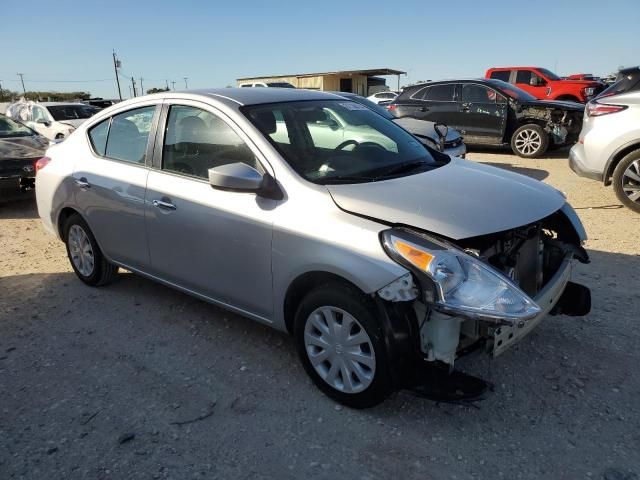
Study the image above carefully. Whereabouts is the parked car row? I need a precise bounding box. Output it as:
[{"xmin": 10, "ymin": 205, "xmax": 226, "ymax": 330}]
[
  {"xmin": 0, "ymin": 114, "xmax": 49, "ymax": 191},
  {"xmin": 388, "ymin": 78, "xmax": 584, "ymax": 158}
]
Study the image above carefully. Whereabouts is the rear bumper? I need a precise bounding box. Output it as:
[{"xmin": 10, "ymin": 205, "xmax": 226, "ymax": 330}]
[{"xmin": 569, "ymin": 144, "xmax": 603, "ymax": 181}]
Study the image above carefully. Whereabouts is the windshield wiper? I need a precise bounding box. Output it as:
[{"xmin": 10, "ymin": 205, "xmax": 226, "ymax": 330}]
[
  {"xmin": 372, "ymin": 160, "xmax": 431, "ymax": 180},
  {"xmin": 319, "ymin": 175, "xmax": 376, "ymax": 184}
]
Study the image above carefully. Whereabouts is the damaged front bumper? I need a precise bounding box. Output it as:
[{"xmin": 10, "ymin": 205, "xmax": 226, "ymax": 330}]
[{"xmin": 492, "ymin": 252, "xmax": 572, "ymax": 356}]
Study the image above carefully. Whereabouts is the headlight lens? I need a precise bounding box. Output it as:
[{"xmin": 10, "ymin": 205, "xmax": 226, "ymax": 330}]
[{"xmin": 381, "ymin": 229, "xmax": 541, "ymax": 322}]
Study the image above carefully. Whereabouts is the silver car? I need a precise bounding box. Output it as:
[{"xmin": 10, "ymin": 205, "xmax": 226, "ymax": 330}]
[
  {"xmin": 569, "ymin": 90, "xmax": 640, "ymax": 213},
  {"xmin": 36, "ymin": 88, "xmax": 590, "ymax": 407}
]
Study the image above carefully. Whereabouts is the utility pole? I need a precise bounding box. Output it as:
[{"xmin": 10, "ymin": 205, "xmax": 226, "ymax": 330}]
[
  {"xmin": 139, "ymin": 77, "xmax": 144, "ymax": 95},
  {"xmin": 112, "ymin": 51, "xmax": 122, "ymax": 101},
  {"xmin": 131, "ymin": 77, "xmax": 137, "ymax": 97},
  {"xmin": 183, "ymin": 77, "xmax": 189, "ymax": 89},
  {"xmin": 165, "ymin": 79, "xmax": 169, "ymax": 90},
  {"xmin": 17, "ymin": 73, "xmax": 26, "ymax": 95},
  {"xmin": 171, "ymin": 81, "xmax": 176, "ymax": 90}
]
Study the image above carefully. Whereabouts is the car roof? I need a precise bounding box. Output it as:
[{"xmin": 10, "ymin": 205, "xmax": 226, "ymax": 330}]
[
  {"xmin": 181, "ymin": 88, "xmax": 337, "ymax": 106},
  {"xmin": 402, "ymin": 78, "xmax": 488, "ymax": 90}
]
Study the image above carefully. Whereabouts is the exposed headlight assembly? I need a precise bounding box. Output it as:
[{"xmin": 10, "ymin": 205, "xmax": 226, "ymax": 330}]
[{"xmin": 381, "ymin": 229, "xmax": 541, "ymax": 323}]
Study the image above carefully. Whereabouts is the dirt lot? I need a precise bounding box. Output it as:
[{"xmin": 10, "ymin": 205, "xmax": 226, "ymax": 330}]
[{"xmin": 1, "ymin": 149, "xmax": 639, "ymax": 480}]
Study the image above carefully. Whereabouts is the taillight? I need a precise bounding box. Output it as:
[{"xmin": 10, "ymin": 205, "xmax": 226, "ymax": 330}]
[
  {"xmin": 587, "ymin": 100, "xmax": 627, "ymax": 117},
  {"xmin": 387, "ymin": 104, "xmax": 397, "ymax": 111},
  {"xmin": 35, "ymin": 156, "xmax": 51, "ymax": 174}
]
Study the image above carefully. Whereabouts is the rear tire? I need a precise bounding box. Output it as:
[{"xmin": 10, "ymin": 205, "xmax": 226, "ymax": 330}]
[
  {"xmin": 612, "ymin": 150, "xmax": 640, "ymax": 213},
  {"xmin": 293, "ymin": 282, "xmax": 393, "ymax": 408},
  {"xmin": 511, "ymin": 124, "xmax": 549, "ymax": 158},
  {"xmin": 63, "ymin": 213, "xmax": 118, "ymax": 286}
]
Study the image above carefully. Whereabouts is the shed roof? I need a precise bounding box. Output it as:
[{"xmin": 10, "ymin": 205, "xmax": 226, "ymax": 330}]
[{"xmin": 238, "ymin": 68, "xmax": 406, "ymax": 81}]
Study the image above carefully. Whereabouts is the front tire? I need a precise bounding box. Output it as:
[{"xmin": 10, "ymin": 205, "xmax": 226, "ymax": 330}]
[
  {"xmin": 294, "ymin": 283, "xmax": 393, "ymax": 408},
  {"xmin": 63, "ymin": 213, "xmax": 118, "ymax": 286},
  {"xmin": 612, "ymin": 150, "xmax": 640, "ymax": 213},
  {"xmin": 511, "ymin": 124, "xmax": 549, "ymax": 158}
]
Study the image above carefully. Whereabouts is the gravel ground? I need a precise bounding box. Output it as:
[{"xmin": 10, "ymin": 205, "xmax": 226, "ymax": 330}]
[{"xmin": 1, "ymin": 149, "xmax": 639, "ymax": 480}]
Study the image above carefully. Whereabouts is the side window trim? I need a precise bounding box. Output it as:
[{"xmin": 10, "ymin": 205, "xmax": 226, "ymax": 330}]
[
  {"xmin": 153, "ymin": 99, "xmax": 274, "ymax": 180},
  {"xmin": 414, "ymin": 83, "xmax": 458, "ymax": 102}
]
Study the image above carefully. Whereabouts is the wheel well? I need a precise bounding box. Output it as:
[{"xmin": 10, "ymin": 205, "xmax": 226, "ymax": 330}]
[
  {"xmin": 604, "ymin": 144, "xmax": 640, "ymax": 186},
  {"xmin": 508, "ymin": 120, "xmax": 548, "ymax": 140},
  {"xmin": 57, "ymin": 207, "xmax": 80, "ymax": 238},
  {"xmin": 283, "ymin": 271, "xmax": 365, "ymax": 334}
]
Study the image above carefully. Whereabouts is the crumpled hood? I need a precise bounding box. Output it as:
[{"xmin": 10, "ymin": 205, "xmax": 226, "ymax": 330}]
[
  {"xmin": 0, "ymin": 136, "xmax": 48, "ymax": 160},
  {"xmin": 392, "ymin": 117, "xmax": 462, "ymax": 142},
  {"xmin": 327, "ymin": 157, "xmax": 566, "ymax": 240}
]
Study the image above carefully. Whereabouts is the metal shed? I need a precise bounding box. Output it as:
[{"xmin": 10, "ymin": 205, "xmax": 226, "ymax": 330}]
[{"xmin": 236, "ymin": 68, "xmax": 406, "ymax": 95}]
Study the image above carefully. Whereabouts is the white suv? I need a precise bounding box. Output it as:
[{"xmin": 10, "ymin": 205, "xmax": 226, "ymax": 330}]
[{"xmin": 569, "ymin": 91, "xmax": 640, "ymax": 213}]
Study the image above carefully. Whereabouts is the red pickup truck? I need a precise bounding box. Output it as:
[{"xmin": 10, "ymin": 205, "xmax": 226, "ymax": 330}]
[{"xmin": 485, "ymin": 67, "xmax": 605, "ymax": 103}]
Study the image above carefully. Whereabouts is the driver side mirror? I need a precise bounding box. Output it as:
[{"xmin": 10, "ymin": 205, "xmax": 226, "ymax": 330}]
[
  {"xmin": 36, "ymin": 118, "xmax": 51, "ymax": 126},
  {"xmin": 434, "ymin": 123, "xmax": 448, "ymax": 151},
  {"xmin": 208, "ymin": 162, "xmax": 283, "ymax": 200}
]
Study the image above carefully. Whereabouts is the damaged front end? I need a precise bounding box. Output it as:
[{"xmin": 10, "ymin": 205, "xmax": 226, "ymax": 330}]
[
  {"xmin": 519, "ymin": 105, "xmax": 583, "ymax": 145},
  {"xmin": 376, "ymin": 204, "xmax": 591, "ymax": 400}
]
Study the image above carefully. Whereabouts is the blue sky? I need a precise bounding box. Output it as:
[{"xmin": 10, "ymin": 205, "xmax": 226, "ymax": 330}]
[{"xmin": 2, "ymin": 0, "xmax": 638, "ymax": 98}]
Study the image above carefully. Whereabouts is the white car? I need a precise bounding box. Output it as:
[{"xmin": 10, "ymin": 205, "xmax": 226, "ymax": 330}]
[
  {"xmin": 5, "ymin": 101, "xmax": 98, "ymax": 140},
  {"xmin": 569, "ymin": 90, "xmax": 640, "ymax": 213},
  {"xmin": 367, "ymin": 91, "xmax": 398, "ymax": 104}
]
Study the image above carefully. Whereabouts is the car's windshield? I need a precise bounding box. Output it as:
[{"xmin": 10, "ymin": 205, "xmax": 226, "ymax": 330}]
[
  {"xmin": 488, "ymin": 80, "xmax": 538, "ymax": 101},
  {"xmin": 46, "ymin": 105, "xmax": 97, "ymax": 121},
  {"xmin": 0, "ymin": 115, "xmax": 37, "ymax": 138},
  {"xmin": 243, "ymin": 100, "xmax": 439, "ymax": 184},
  {"xmin": 537, "ymin": 68, "xmax": 561, "ymax": 81}
]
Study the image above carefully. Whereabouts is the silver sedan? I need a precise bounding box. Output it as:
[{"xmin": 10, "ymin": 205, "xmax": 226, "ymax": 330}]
[{"xmin": 36, "ymin": 88, "xmax": 590, "ymax": 407}]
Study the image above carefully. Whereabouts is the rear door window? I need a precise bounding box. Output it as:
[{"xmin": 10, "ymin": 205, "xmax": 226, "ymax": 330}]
[
  {"xmin": 104, "ymin": 106, "xmax": 156, "ymax": 164},
  {"xmin": 425, "ymin": 84, "xmax": 456, "ymax": 101}
]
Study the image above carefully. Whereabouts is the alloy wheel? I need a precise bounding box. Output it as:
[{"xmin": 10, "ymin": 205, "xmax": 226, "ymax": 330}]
[
  {"xmin": 303, "ymin": 306, "xmax": 376, "ymax": 394},
  {"xmin": 514, "ymin": 129, "xmax": 542, "ymax": 156},
  {"xmin": 68, "ymin": 224, "xmax": 95, "ymax": 277},
  {"xmin": 621, "ymin": 159, "xmax": 640, "ymax": 204}
]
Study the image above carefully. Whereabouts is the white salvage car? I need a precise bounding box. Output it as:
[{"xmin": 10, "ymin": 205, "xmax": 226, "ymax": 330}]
[{"xmin": 6, "ymin": 101, "xmax": 97, "ymax": 141}]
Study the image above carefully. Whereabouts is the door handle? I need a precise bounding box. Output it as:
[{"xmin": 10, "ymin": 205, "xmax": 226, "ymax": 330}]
[
  {"xmin": 418, "ymin": 106, "xmax": 428, "ymax": 112},
  {"xmin": 74, "ymin": 178, "xmax": 90, "ymax": 189},
  {"xmin": 152, "ymin": 199, "xmax": 177, "ymax": 211}
]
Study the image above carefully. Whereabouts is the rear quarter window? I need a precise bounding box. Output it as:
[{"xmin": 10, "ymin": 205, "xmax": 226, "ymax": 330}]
[{"xmin": 88, "ymin": 118, "xmax": 110, "ymax": 156}]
